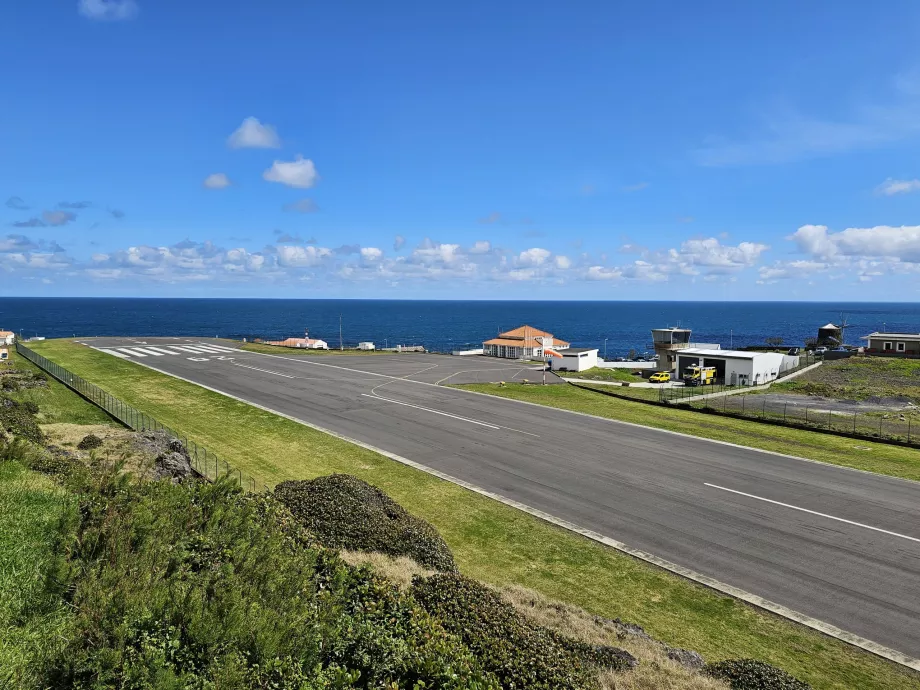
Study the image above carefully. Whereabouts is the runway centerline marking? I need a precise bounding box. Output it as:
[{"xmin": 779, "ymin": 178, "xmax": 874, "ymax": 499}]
[
  {"xmin": 362, "ymin": 393, "xmax": 501, "ymax": 430},
  {"xmin": 705, "ymin": 483, "xmax": 920, "ymax": 544}
]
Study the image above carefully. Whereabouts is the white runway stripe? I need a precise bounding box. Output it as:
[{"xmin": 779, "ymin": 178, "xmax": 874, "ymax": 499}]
[
  {"xmin": 145, "ymin": 346, "xmax": 184, "ymax": 355},
  {"xmin": 189, "ymin": 345, "xmax": 225, "ymax": 353},
  {"xmin": 131, "ymin": 347, "xmax": 164, "ymax": 356},
  {"xmin": 173, "ymin": 346, "xmax": 207, "ymax": 353},
  {"xmin": 118, "ymin": 348, "xmax": 148, "ymax": 357},
  {"xmin": 100, "ymin": 348, "xmax": 129, "ymax": 359},
  {"xmin": 195, "ymin": 344, "xmax": 235, "ymax": 352}
]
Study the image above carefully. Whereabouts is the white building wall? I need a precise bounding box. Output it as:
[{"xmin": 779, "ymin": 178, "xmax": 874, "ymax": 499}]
[{"xmin": 550, "ymin": 350, "xmax": 598, "ymax": 372}]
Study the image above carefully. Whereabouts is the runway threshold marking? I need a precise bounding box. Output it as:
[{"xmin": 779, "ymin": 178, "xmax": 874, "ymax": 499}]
[
  {"xmin": 705, "ymin": 483, "xmax": 920, "ymax": 544},
  {"xmin": 230, "ymin": 361, "xmax": 296, "ymax": 379},
  {"xmin": 361, "ymin": 393, "xmax": 501, "ymax": 430},
  {"xmin": 99, "ymin": 348, "xmax": 129, "ymax": 359}
]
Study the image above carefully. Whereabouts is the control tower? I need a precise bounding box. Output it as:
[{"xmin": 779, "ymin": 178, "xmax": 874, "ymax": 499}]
[{"xmin": 651, "ymin": 327, "xmax": 692, "ymax": 372}]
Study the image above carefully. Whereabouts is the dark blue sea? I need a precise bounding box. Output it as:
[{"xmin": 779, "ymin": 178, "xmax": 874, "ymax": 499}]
[{"xmin": 2, "ymin": 298, "xmax": 918, "ymax": 358}]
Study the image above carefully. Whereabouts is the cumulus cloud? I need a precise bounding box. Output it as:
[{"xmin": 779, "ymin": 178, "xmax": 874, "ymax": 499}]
[
  {"xmin": 469, "ymin": 240, "xmax": 491, "ymax": 254},
  {"xmin": 790, "ymin": 224, "xmax": 920, "ymax": 263},
  {"xmin": 517, "ymin": 247, "xmax": 551, "ymax": 267},
  {"xmin": 203, "ymin": 173, "xmax": 232, "ymax": 189},
  {"xmin": 5, "ymin": 196, "xmax": 28, "ymax": 210},
  {"xmin": 554, "ymin": 255, "xmax": 571, "ymax": 269},
  {"xmin": 78, "ymin": 0, "xmax": 138, "ymax": 21},
  {"xmin": 42, "ymin": 210, "xmax": 77, "ymax": 227},
  {"xmin": 876, "ymin": 178, "xmax": 920, "ymax": 196},
  {"xmin": 0, "ymin": 235, "xmax": 38, "ymax": 252},
  {"xmin": 360, "ymin": 247, "xmax": 383, "ymax": 261},
  {"xmin": 263, "ymin": 155, "xmax": 319, "ymax": 188},
  {"xmin": 276, "ymin": 245, "xmax": 332, "ymax": 267},
  {"xmin": 757, "ymin": 260, "xmax": 829, "ymax": 283},
  {"xmin": 282, "ymin": 198, "xmax": 318, "ymax": 213},
  {"xmin": 228, "ymin": 117, "xmax": 281, "ymax": 149},
  {"xmin": 393, "ymin": 235, "xmax": 406, "ymax": 251}
]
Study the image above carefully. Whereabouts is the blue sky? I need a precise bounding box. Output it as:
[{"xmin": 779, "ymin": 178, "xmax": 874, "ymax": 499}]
[{"xmin": 4, "ymin": 1, "xmax": 920, "ymax": 299}]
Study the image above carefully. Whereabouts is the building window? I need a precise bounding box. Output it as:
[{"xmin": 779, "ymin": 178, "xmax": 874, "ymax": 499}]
[
  {"xmin": 897, "ymin": 342, "xmax": 906, "ymax": 352},
  {"xmin": 884, "ymin": 341, "xmax": 893, "ymax": 351}
]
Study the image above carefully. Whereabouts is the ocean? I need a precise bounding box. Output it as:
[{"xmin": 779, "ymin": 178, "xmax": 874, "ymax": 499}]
[{"xmin": 3, "ymin": 298, "xmax": 918, "ymax": 358}]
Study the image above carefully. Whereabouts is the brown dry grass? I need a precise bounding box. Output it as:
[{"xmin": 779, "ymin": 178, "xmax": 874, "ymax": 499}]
[
  {"xmin": 340, "ymin": 551, "xmax": 726, "ymax": 690},
  {"xmin": 39, "ymin": 424, "xmax": 158, "ymax": 477}
]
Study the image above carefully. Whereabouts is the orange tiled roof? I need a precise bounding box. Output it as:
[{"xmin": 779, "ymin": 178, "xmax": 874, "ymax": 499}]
[
  {"xmin": 483, "ymin": 337, "xmax": 570, "ymax": 348},
  {"xmin": 498, "ymin": 325, "xmax": 554, "ymax": 339}
]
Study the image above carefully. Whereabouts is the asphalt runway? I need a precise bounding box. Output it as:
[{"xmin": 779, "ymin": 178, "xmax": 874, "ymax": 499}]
[{"xmin": 79, "ymin": 337, "xmax": 920, "ymax": 661}]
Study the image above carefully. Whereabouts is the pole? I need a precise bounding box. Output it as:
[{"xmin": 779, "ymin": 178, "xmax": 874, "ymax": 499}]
[
  {"xmin": 339, "ymin": 315, "xmax": 343, "ymax": 351},
  {"xmin": 783, "ymin": 402, "xmax": 787, "ymax": 423},
  {"xmin": 853, "ymin": 411, "xmax": 857, "ymax": 434},
  {"xmin": 604, "ymin": 338, "xmax": 608, "ymax": 360}
]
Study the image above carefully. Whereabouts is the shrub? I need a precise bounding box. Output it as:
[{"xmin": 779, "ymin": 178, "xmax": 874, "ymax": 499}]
[
  {"xmin": 411, "ymin": 573, "xmax": 635, "ymax": 690},
  {"xmin": 274, "ymin": 474, "xmax": 457, "ymax": 572},
  {"xmin": 41, "ymin": 473, "xmax": 497, "ymax": 689},
  {"xmin": 1, "ymin": 377, "xmax": 20, "ymax": 391},
  {"xmin": 77, "ymin": 434, "xmax": 103, "ymax": 451},
  {"xmin": 21, "ymin": 400, "xmax": 39, "ymax": 415},
  {"xmin": 706, "ymin": 659, "xmax": 811, "ymax": 690},
  {"xmin": 0, "ymin": 398, "xmax": 42, "ymax": 443}
]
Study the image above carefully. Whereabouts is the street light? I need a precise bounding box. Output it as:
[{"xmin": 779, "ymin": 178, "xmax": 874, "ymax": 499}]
[
  {"xmin": 538, "ymin": 336, "xmax": 549, "ymax": 385},
  {"xmin": 604, "ymin": 338, "xmax": 608, "ymax": 361}
]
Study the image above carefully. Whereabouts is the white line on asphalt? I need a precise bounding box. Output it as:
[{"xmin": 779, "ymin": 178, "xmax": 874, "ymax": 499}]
[
  {"xmin": 230, "ymin": 361, "xmax": 296, "ymax": 379},
  {"xmin": 189, "ymin": 345, "xmax": 227, "ymax": 353},
  {"xmin": 704, "ymin": 483, "xmax": 920, "ymax": 544},
  {"xmin": 99, "ymin": 348, "xmax": 129, "ymax": 358},
  {"xmin": 361, "ymin": 393, "xmax": 501, "ymax": 429},
  {"xmin": 145, "ymin": 346, "xmax": 184, "ymax": 355},
  {"xmin": 118, "ymin": 348, "xmax": 148, "ymax": 357},
  {"xmin": 194, "ymin": 344, "xmax": 236, "ymax": 352},
  {"xmin": 174, "ymin": 346, "xmax": 208, "ymax": 353},
  {"xmin": 131, "ymin": 347, "xmax": 164, "ymax": 356}
]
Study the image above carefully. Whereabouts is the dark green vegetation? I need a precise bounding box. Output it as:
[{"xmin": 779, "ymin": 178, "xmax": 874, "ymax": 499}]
[
  {"xmin": 706, "ymin": 659, "xmax": 812, "ymax": 690},
  {"xmin": 76, "ymin": 433, "xmax": 103, "ymax": 450},
  {"xmin": 274, "ymin": 473, "xmax": 457, "ymax": 572},
  {"xmin": 412, "ymin": 573, "xmax": 635, "ymax": 690},
  {"xmin": 23, "ymin": 339, "xmax": 920, "ymax": 689},
  {"xmin": 770, "ymin": 356, "xmax": 920, "ymax": 404}
]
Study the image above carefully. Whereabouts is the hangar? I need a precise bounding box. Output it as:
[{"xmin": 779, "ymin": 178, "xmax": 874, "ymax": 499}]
[{"xmin": 675, "ymin": 348, "xmax": 797, "ymax": 386}]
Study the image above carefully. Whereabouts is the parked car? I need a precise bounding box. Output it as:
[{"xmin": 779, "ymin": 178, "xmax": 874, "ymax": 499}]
[
  {"xmin": 814, "ymin": 346, "xmax": 827, "ymax": 355},
  {"xmin": 787, "ymin": 347, "xmax": 800, "ymax": 356},
  {"xmin": 649, "ymin": 371, "xmax": 671, "ymax": 383}
]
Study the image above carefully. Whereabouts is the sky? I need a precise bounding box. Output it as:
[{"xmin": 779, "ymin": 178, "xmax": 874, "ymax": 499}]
[{"xmin": 4, "ymin": 1, "xmax": 920, "ymax": 300}]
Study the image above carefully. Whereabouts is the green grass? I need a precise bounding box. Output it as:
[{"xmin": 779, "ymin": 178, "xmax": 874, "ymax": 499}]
[
  {"xmin": 0, "ymin": 460, "xmax": 75, "ymax": 688},
  {"xmin": 6, "ymin": 349, "xmax": 116, "ymax": 426},
  {"xmin": 23, "ymin": 339, "xmax": 920, "ymax": 690},
  {"xmin": 771, "ymin": 356, "xmax": 920, "ymax": 404},
  {"xmin": 556, "ymin": 366, "xmax": 646, "ymax": 383},
  {"xmin": 460, "ymin": 382, "xmax": 920, "ymax": 482}
]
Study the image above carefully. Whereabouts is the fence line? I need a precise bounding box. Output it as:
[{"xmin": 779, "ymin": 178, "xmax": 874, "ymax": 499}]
[{"xmin": 16, "ymin": 342, "xmax": 263, "ymax": 492}]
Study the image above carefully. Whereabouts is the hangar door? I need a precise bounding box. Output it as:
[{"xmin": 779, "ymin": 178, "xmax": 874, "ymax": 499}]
[
  {"xmin": 702, "ymin": 358, "xmax": 726, "ymax": 382},
  {"xmin": 677, "ymin": 355, "xmax": 726, "ymax": 383}
]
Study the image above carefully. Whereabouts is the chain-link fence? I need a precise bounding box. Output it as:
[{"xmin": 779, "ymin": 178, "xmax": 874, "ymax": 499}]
[
  {"xmin": 17, "ymin": 342, "xmax": 264, "ymax": 492},
  {"xmin": 667, "ymin": 388, "xmax": 917, "ymax": 446}
]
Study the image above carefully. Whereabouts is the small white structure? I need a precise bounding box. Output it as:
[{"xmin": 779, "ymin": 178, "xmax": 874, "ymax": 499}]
[
  {"xmin": 550, "ymin": 347, "xmax": 599, "ymax": 373},
  {"xmin": 0, "ymin": 330, "xmax": 15, "ymax": 345},
  {"xmin": 675, "ymin": 348, "xmax": 798, "ymax": 386},
  {"xmin": 357, "ymin": 341, "xmax": 375, "ymax": 351}
]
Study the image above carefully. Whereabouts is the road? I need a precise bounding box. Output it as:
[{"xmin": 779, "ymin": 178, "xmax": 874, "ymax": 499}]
[{"xmin": 79, "ymin": 338, "xmax": 920, "ymax": 662}]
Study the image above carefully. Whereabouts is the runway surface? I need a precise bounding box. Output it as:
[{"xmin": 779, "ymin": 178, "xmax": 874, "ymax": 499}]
[{"xmin": 79, "ymin": 337, "xmax": 920, "ymax": 660}]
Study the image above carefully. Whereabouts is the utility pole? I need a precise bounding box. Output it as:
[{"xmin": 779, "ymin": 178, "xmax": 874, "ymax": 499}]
[
  {"xmin": 339, "ymin": 314, "xmax": 343, "ymax": 351},
  {"xmin": 604, "ymin": 338, "xmax": 608, "ymax": 360}
]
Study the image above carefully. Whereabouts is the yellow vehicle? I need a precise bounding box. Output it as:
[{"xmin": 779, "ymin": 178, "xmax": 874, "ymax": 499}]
[
  {"xmin": 683, "ymin": 365, "xmax": 717, "ymax": 387},
  {"xmin": 649, "ymin": 371, "xmax": 671, "ymax": 383}
]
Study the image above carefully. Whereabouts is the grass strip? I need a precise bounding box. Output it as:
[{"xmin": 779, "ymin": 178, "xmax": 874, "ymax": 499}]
[
  {"xmin": 458, "ymin": 382, "xmax": 920, "ymax": 482},
  {"xmin": 0, "ymin": 461, "xmax": 75, "ymax": 688},
  {"xmin": 26, "ymin": 338, "xmax": 920, "ymax": 690}
]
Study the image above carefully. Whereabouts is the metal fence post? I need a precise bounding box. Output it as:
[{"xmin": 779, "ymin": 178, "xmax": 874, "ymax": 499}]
[
  {"xmin": 828, "ymin": 409, "xmax": 831, "ymax": 430},
  {"xmin": 762, "ymin": 399, "xmax": 766, "ymax": 419},
  {"xmin": 783, "ymin": 402, "xmax": 787, "ymax": 423},
  {"xmin": 805, "ymin": 407, "xmax": 808, "ymax": 425},
  {"xmin": 879, "ymin": 416, "xmax": 883, "ymax": 438},
  {"xmin": 853, "ymin": 411, "xmax": 857, "ymax": 434}
]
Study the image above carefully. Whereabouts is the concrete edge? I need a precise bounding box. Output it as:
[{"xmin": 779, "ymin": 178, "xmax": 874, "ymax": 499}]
[{"xmin": 88, "ymin": 345, "xmax": 920, "ymax": 673}]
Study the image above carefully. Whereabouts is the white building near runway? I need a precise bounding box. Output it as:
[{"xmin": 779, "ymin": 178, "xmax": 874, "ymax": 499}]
[
  {"xmin": 549, "ymin": 348, "xmax": 599, "ymax": 372},
  {"xmin": 483, "ymin": 325, "xmax": 570, "ymax": 359},
  {"xmin": 675, "ymin": 348, "xmax": 798, "ymax": 386}
]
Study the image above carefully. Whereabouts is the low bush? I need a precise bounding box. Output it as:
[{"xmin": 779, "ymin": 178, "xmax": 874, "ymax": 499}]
[
  {"xmin": 0, "ymin": 399, "xmax": 43, "ymax": 443},
  {"xmin": 706, "ymin": 659, "xmax": 811, "ymax": 690},
  {"xmin": 40, "ymin": 472, "xmax": 497, "ymax": 689},
  {"xmin": 76, "ymin": 434, "xmax": 103, "ymax": 451},
  {"xmin": 274, "ymin": 473, "xmax": 457, "ymax": 572},
  {"xmin": 411, "ymin": 573, "xmax": 635, "ymax": 690},
  {"xmin": 21, "ymin": 400, "xmax": 39, "ymax": 415}
]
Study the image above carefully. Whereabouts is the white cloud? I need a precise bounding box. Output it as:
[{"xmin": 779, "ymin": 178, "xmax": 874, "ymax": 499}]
[
  {"xmin": 790, "ymin": 224, "xmax": 920, "ymax": 262},
  {"xmin": 393, "ymin": 235, "xmax": 406, "ymax": 251},
  {"xmin": 757, "ymin": 260, "xmax": 829, "ymax": 283},
  {"xmin": 585, "ymin": 266, "xmax": 623, "ymax": 281},
  {"xmin": 676, "ymin": 237, "xmax": 769, "ymax": 270},
  {"xmin": 203, "ymin": 173, "xmax": 231, "ymax": 189},
  {"xmin": 876, "ymin": 178, "xmax": 920, "ymax": 196},
  {"xmin": 469, "ymin": 240, "xmax": 492, "ymax": 254},
  {"xmin": 360, "ymin": 247, "xmax": 383, "ymax": 261},
  {"xmin": 554, "ymin": 255, "xmax": 571, "ymax": 269},
  {"xmin": 517, "ymin": 247, "xmax": 551, "ymax": 267},
  {"xmin": 78, "ymin": 0, "xmax": 138, "ymax": 21},
  {"xmin": 276, "ymin": 245, "xmax": 332, "ymax": 267},
  {"xmin": 263, "ymin": 155, "xmax": 319, "ymax": 189},
  {"xmin": 228, "ymin": 117, "xmax": 281, "ymax": 149}
]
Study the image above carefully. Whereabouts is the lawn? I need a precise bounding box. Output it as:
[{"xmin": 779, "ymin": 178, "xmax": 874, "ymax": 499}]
[
  {"xmin": 22, "ymin": 338, "xmax": 920, "ymax": 690},
  {"xmin": 771, "ymin": 356, "xmax": 920, "ymax": 404},
  {"xmin": 0, "ymin": 461, "xmax": 76, "ymax": 688},
  {"xmin": 557, "ymin": 366, "xmax": 646, "ymax": 383}
]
